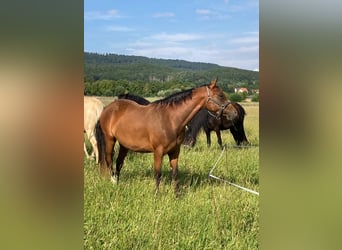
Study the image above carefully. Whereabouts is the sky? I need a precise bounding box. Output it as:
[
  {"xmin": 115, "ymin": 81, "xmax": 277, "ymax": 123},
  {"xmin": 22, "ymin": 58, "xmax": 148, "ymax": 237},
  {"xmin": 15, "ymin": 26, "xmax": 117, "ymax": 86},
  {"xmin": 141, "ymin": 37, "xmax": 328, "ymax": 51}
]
[{"xmin": 84, "ymin": 0, "xmax": 259, "ymax": 71}]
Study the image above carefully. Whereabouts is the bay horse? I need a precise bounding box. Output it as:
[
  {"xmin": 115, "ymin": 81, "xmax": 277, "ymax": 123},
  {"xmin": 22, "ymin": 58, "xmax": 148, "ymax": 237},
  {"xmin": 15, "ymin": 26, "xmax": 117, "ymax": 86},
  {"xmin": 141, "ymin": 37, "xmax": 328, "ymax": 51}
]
[
  {"xmin": 84, "ymin": 96, "xmax": 104, "ymax": 163},
  {"xmin": 183, "ymin": 102, "xmax": 249, "ymax": 149},
  {"xmin": 95, "ymin": 79, "xmax": 229, "ymax": 191}
]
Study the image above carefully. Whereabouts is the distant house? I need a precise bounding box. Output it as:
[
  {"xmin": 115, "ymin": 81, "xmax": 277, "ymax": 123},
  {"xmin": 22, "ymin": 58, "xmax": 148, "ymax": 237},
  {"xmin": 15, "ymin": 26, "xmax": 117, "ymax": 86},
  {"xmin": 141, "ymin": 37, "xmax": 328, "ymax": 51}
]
[
  {"xmin": 234, "ymin": 87, "xmax": 249, "ymax": 94},
  {"xmin": 252, "ymin": 89, "xmax": 259, "ymax": 94}
]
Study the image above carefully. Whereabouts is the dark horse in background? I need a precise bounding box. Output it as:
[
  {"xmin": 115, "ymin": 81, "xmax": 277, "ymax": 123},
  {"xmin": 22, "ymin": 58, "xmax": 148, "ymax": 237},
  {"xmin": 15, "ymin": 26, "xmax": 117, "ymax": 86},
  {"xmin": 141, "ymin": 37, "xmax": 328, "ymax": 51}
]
[
  {"xmin": 95, "ymin": 79, "xmax": 229, "ymax": 191},
  {"xmin": 183, "ymin": 102, "xmax": 249, "ymax": 149}
]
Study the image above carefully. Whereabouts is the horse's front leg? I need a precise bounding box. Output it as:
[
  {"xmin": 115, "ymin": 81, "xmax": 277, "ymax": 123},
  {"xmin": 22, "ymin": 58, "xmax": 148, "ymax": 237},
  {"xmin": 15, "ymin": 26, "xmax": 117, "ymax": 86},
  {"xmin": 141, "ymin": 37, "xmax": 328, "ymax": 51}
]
[
  {"xmin": 216, "ymin": 129, "xmax": 223, "ymax": 149},
  {"xmin": 168, "ymin": 146, "xmax": 180, "ymax": 195},
  {"xmin": 205, "ymin": 129, "xmax": 211, "ymax": 147}
]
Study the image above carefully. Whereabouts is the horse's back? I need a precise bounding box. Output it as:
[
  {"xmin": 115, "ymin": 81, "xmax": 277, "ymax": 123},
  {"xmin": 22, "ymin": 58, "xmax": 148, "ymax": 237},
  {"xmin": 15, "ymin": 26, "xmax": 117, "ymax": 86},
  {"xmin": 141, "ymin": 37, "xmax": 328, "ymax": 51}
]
[
  {"xmin": 101, "ymin": 99, "xmax": 151, "ymax": 127},
  {"xmin": 104, "ymin": 98, "xmax": 150, "ymax": 112}
]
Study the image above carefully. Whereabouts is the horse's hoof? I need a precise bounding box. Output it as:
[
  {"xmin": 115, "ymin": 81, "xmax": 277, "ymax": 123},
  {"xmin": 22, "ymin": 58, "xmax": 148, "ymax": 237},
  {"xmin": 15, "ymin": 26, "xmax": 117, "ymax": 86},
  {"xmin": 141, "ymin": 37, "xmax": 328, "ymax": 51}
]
[{"xmin": 110, "ymin": 176, "xmax": 117, "ymax": 184}]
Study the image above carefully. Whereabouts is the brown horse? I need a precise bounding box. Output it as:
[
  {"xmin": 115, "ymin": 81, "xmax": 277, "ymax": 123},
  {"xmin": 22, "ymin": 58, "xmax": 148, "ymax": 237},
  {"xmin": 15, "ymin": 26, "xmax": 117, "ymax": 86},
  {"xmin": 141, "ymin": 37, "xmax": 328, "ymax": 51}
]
[{"xmin": 95, "ymin": 79, "xmax": 229, "ymax": 190}]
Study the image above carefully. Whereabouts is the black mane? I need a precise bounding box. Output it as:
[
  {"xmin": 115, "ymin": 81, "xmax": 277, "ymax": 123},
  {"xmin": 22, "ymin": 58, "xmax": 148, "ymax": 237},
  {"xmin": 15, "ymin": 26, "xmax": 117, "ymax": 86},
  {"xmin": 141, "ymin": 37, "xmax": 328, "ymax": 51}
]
[
  {"xmin": 152, "ymin": 87, "xmax": 196, "ymax": 106},
  {"xmin": 232, "ymin": 102, "xmax": 246, "ymax": 118},
  {"xmin": 117, "ymin": 93, "xmax": 150, "ymax": 105}
]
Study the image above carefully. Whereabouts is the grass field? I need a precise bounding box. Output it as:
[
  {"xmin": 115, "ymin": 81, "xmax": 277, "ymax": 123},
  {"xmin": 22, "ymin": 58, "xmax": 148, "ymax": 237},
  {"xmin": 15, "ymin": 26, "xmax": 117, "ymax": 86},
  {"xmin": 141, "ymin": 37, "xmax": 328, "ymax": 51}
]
[{"xmin": 84, "ymin": 102, "xmax": 259, "ymax": 249}]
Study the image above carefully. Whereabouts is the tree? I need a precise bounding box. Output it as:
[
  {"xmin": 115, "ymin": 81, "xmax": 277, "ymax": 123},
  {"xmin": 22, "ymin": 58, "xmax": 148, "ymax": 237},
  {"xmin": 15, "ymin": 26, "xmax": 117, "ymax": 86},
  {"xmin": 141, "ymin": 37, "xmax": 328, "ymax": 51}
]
[{"xmin": 228, "ymin": 93, "xmax": 244, "ymax": 102}]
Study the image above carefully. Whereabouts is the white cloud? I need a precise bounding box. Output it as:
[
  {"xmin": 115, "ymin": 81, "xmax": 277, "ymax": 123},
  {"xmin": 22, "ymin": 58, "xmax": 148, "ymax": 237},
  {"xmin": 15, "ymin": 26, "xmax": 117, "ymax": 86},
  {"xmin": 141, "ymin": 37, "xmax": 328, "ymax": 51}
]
[
  {"xmin": 125, "ymin": 32, "xmax": 202, "ymax": 60},
  {"xmin": 127, "ymin": 46, "xmax": 190, "ymax": 59},
  {"xmin": 118, "ymin": 30, "xmax": 259, "ymax": 70},
  {"xmin": 150, "ymin": 32, "xmax": 203, "ymax": 42},
  {"xmin": 228, "ymin": 32, "xmax": 259, "ymax": 57},
  {"xmin": 231, "ymin": 36, "xmax": 259, "ymax": 44},
  {"xmin": 84, "ymin": 9, "xmax": 120, "ymax": 20},
  {"xmin": 195, "ymin": 8, "xmax": 230, "ymax": 20},
  {"xmin": 125, "ymin": 41, "xmax": 258, "ymax": 70},
  {"xmin": 152, "ymin": 12, "xmax": 175, "ymax": 18},
  {"xmin": 127, "ymin": 41, "xmax": 153, "ymax": 47},
  {"xmin": 106, "ymin": 25, "xmax": 133, "ymax": 32},
  {"xmin": 223, "ymin": 0, "xmax": 259, "ymax": 13},
  {"xmin": 235, "ymin": 45, "xmax": 259, "ymax": 53},
  {"xmin": 196, "ymin": 9, "xmax": 214, "ymax": 15},
  {"xmin": 215, "ymin": 46, "xmax": 259, "ymax": 70}
]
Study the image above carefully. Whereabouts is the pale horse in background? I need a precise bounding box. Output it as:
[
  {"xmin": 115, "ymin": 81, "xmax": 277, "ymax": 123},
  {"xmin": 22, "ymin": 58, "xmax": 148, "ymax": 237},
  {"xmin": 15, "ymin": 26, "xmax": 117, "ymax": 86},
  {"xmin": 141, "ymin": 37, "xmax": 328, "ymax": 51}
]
[{"xmin": 84, "ymin": 96, "xmax": 104, "ymax": 163}]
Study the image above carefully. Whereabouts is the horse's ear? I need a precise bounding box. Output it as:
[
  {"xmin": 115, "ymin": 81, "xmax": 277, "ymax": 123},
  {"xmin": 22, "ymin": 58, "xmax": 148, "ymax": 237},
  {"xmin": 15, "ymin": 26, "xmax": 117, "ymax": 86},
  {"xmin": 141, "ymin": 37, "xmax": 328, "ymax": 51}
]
[{"xmin": 209, "ymin": 77, "xmax": 218, "ymax": 89}]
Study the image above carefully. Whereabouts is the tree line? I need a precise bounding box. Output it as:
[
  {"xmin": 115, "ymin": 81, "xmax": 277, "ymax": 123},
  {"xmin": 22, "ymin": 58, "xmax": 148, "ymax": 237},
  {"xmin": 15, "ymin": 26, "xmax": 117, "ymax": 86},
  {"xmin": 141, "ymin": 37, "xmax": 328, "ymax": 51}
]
[
  {"xmin": 84, "ymin": 52, "xmax": 259, "ymax": 98},
  {"xmin": 84, "ymin": 79, "xmax": 196, "ymax": 97}
]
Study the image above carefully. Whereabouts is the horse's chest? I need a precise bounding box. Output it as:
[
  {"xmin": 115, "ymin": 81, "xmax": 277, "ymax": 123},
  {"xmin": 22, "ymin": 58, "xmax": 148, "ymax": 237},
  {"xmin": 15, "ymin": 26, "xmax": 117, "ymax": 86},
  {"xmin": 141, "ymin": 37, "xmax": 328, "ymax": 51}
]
[{"xmin": 207, "ymin": 118, "xmax": 219, "ymax": 129}]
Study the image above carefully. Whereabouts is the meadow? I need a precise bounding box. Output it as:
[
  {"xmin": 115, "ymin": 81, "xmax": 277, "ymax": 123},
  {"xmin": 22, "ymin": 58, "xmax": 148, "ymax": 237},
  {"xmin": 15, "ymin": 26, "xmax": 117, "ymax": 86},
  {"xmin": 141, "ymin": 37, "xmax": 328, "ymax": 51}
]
[{"xmin": 84, "ymin": 101, "xmax": 259, "ymax": 249}]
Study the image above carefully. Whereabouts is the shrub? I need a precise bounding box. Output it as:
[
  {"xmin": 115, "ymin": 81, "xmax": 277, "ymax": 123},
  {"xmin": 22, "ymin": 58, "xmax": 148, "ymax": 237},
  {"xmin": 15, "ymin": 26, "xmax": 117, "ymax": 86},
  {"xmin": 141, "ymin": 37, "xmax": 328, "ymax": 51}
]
[
  {"xmin": 251, "ymin": 94, "xmax": 259, "ymax": 102},
  {"xmin": 228, "ymin": 93, "xmax": 244, "ymax": 102}
]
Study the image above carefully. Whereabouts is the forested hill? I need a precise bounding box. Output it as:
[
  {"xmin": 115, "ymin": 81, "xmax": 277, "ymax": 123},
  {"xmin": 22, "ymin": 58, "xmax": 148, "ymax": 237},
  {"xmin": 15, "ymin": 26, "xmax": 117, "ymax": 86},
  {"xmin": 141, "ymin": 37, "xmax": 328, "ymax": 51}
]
[
  {"xmin": 85, "ymin": 52, "xmax": 219, "ymax": 71},
  {"xmin": 84, "ymin": 52, "xmax": 259, "ymax": 97}
]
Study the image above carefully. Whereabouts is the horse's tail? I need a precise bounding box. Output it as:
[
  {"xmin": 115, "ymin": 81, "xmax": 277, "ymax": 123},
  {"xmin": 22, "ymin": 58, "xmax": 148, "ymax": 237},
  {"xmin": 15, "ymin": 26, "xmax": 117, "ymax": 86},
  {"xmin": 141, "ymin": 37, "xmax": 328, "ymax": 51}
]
[{"xmin": 95, "ymin": 120, "xmax": 106, "ymax": 165}]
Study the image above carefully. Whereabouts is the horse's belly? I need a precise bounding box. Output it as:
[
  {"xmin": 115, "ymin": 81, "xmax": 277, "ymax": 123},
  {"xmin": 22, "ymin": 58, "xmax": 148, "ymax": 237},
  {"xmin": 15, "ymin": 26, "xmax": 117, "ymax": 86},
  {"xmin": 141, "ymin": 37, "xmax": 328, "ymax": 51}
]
[
  {"xmin": 120, "ymin": 140, "xmax": 153, "ymax": 153},
  {"xmin": 115, "ymin": 127, "xmax": 154, "ymax": 152}
]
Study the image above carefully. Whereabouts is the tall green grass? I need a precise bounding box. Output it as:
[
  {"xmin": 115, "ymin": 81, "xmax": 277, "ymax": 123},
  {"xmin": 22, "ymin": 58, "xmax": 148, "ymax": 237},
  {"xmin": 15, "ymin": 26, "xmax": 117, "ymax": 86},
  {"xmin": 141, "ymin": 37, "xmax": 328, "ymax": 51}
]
[{"xmin": 84, "ymin": 103, "xmax": 259, "ymax": 249}]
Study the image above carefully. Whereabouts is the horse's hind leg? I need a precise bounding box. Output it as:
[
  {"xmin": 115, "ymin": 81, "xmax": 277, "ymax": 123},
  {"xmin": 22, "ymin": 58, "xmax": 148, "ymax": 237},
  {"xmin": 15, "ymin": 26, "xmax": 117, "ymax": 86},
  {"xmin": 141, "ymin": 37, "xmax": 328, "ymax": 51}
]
[
  {"xmin": 115, "ymin": 145, "xmax": 129, "ymax": 182},
  {"xmin": 85, "ymin": 129, "xmax": 96, "ymax": 160},
  {"xmin": 84, "ymin": 142, "xmax": 90, "ymax": 159},
  {"xmin": 89, "ymin": 132, "xmax": 99, "ymax": 163},
  {"xmin": 104, "ymin": 135, "xmax": 116, "ymax": 179}
]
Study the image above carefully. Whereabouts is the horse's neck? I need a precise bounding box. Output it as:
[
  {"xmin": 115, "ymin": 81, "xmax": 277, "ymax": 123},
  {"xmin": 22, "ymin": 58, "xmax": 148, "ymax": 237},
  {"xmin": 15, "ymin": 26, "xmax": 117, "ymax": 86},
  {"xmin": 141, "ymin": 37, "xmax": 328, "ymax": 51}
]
[{"xmin": 169, "ymin": 88, "xmax": 206, "ymax": 129}]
